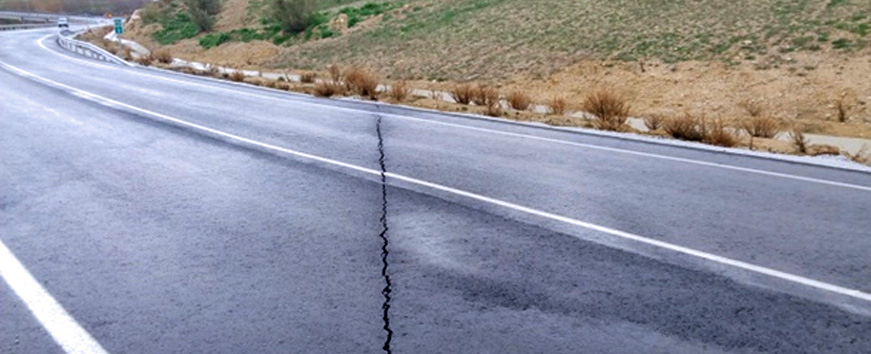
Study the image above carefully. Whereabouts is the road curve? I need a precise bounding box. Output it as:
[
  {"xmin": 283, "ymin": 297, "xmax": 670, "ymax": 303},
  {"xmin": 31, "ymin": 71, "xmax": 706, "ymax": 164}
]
[{"xmin": 1, "ymin": 28, "xmax": 870, "ymax": 354}]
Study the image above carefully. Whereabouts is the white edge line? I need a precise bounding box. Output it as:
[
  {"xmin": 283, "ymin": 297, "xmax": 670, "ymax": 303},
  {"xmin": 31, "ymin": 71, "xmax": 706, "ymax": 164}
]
[
  {"xmin": 4, "ymin": 61, "xmax": 871, "ymax": 304},
  {"xmin": 0, "ymin": 241, "xmax": 110, "ymax": 354},
  {"xmin": 33, "ymin": 33, "xmax": 871, "ymax": 192}
]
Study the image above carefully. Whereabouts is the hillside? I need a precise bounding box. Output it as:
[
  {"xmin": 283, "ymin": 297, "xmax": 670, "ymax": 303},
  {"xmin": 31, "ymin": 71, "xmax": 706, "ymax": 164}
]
[
  {"xmin": 128, "ymin": 0, "xmax": 871, "ymax": 79},
  {"xmin": 112, "ymin": 0, "xmax": 871, "ymax": 143},
  {"xmin": 287, "ymin": 0, "xmax": 871, "ymax": 79}
]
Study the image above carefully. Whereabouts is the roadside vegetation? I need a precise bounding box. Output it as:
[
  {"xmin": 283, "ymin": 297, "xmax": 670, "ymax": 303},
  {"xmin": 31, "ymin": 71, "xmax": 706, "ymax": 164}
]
[
  {"xmin": 143, "ymin": 0, "xmax": 223, "ymax": 44},
  {"xmin": 85, "ymin": 0, "xmax": 871, "ymax": 165},
  {"xmin": 273, "ymin": 0, "xmax": 871, "ymax": 80},
  {"xmin": 194, "ymin": 1, "xmax": 403, "ymax": 49}
]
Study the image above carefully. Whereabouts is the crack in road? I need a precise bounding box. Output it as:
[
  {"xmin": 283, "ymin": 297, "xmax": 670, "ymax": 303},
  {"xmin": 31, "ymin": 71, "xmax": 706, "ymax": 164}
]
[{"xmin": 376, "ymin": 113, "xmax": 394, "ymax": 354}]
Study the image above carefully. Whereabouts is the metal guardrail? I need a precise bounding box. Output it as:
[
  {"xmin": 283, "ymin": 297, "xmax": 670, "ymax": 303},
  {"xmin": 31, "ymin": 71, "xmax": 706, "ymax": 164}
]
[
  {"xmin": 56, "ymin": 31, "xmax": 132, "ymax": 67},
  {"xmin": 0, "ymin": 23, "xmax": 55, "ymax": 31},
  {"xmin": 0, "ymin": 11, "xmax": 99, "ymax": 24}
]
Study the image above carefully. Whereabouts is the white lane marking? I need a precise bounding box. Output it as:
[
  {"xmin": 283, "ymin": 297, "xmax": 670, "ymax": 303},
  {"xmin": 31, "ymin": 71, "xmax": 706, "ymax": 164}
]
[
  {"xmin": 4, "ymin": 61, "xmax": 871, "ymax": 304},
  {"xmin": 31, "ymin": 34, "xmax": 871, "ymax": 193},
  {"xmin": 0, "ymin": 241, "xmax": 110, "ymax": 354}
]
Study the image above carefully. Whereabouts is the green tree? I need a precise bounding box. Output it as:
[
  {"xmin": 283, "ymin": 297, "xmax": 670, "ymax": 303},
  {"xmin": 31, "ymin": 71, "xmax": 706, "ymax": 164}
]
[
  {"xmin": 183, "ymin": 0, "xmax": 221, "ymax": 32},
  {"xmin": 268, "ymin": 0, "xmax": 317, "ymax": 34}
]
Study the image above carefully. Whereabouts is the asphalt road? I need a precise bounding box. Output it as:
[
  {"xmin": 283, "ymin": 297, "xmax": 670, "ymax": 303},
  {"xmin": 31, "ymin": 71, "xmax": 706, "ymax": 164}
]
[{"xmin": 1, "ymin": 28, "xmax": 870, "ymax": 354}]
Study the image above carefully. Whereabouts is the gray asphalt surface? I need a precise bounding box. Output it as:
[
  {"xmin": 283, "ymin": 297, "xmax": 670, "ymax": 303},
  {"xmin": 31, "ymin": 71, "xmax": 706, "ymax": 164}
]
[{"xmin": 1, "ymin": 28, "xmax": 870, "ymax": 354}]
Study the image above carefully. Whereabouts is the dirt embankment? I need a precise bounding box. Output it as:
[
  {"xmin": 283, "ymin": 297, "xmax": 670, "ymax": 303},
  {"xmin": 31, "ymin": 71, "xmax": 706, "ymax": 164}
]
[{"xmin": 101, "ymin": 0, "xmax": 871, "ymax": 144}]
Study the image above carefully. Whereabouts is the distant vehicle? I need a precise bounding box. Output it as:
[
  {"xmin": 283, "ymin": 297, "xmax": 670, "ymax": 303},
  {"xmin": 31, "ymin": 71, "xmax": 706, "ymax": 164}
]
[{"xmin": 57, "ymin": 17, "xmax": 69, "ymax": 28}]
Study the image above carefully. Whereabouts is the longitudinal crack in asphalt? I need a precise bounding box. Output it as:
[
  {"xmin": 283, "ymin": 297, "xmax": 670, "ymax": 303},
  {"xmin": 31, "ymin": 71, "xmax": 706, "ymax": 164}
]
[{"xmin": 376, "ymin": 113, "xmax": 394, "ymax": 354}]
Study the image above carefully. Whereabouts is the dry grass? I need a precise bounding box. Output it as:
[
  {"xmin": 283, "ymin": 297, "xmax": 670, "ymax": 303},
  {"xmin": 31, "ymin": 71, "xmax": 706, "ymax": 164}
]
[
  {"xmin": 472, "ymin": 85, "xmax": 500, "ymax": 107},
  {"xmin": 314, "ymin": 79, "xmax": 347, "ymax": 97},
  {"xmin": 583, "ymin": 91, "xmax": 630, "ymax": 131},
  {"xmin": 135, "ymin": 55, "xmax": 154, "ymax": 66},
  {"xmin": 328, "ymin": 64, "xmax": 343, "ymax": 81},
  {"xmin": 790, "ymin": 126, "xmax": 809, "ymax": 154},
  {"xmin": 484, "ymin": 100, "xmax": 503, "ymax": 117},
  {"xmin": 153, "ymin": 49, "xmax": 173, "ymax": 64},
  {"xmin": 845, "ymin": 145, "xmax": 871, "ymax": 165},
  {"xmin": 506, "ymin": 89, "xmax": 532, "ymax": 111},
  {"xmin": 116, "ymin": 46, "xmax": 133, "ymax": 61},
  {"xmin": 703, "ymin": 119, "xmax": 738, "ymax": 147},
  {"xmin": 465, "ymin": 85, "xmax": 502, "ymax": 116},
  {"xmin": 547, "ymin": 96, "xmax": 567, "ymax": 116},
  {"xmin": 300, "ymin": 72, "xmax": 317, "ymax": 83},
  {"xmin": 741, "ymin": 116, "xmax": 782, "ymax": 138},
  {"xmin": 835, "ymin": 96, "xmax": 851, "ymax": 123},
  {"xmin": 643, "ymin": 113, "xmax": 665, "ymax": 131},
  {"xmin": 739, "ymin": 99, "xmax": 766, "ymax": 118},
  {"xmin": 388, "ymin": 80, "xmax": 412, "ymax": 102},
  {"xmin": 229, "ymin": 70, "xmax": 246, "ymax": 82},
  {"xmin": 664, "ymin": 113, "xmax": 706, "ymax": 141},
  {"xmin": 207, "ymin": 65, "xmax": 221, "ymax": 78},
  {"xmin": 450, "ymin": 83, "xmax": 475, "ymax": 105},
  {"xmin": 344, "ymin": 67, "xmax": 380, "ymax": 99}
]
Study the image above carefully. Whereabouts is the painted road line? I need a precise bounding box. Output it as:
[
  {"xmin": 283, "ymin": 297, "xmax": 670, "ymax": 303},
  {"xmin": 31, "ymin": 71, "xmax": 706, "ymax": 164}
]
[
  {"xmin": 32, "ymin": 34, "xmax": 871, "ymax": 193},
  {"xmin": 0, "ymin": 241, "xmax": 109, "ymax": 354},
  {"xmin": 4, "ymin": 60, "xmax": 871, "ymax": 305}
]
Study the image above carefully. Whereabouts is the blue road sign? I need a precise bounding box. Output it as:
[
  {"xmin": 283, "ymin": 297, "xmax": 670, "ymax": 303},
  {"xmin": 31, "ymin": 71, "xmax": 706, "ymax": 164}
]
[{"xmin": 114, "ymin": 18, "xmax": 123, "ymax": 34}]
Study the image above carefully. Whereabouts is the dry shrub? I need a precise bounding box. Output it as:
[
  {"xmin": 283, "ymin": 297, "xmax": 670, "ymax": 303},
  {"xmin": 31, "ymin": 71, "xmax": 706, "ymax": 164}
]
[
  {"xmin": 117, "ymin": 46, "xmax": 133, "ymax": 60},
  {"xmin": 506, "ymin": 89, "xmax": 532, "ymax": 111},
  {"xmin": 207, "ymin": 65, "xmax": 221, "ymax": 78},
  {"xmin": 314, "ymin": 80, "xmax": 346, "ymax": 97},
  {"xmin": 230, "ymin": 70, "xmax": 246, "ymax": 82},
  {"xmin": 846, "ymin": 145, "xmax": 871, "ymax": 165},
  {"xmin": 790, "ymin": 127, "xmax": 809, "ymax": 154},
  {"xmin": 388, "ymin": 80, "xmax": 412, "ymax": 102},
  {"xmin": 741, "ymin": 116, "xmax": 782, "ymax": 138},
  {"xmin": 153, "ymin": 49, "xmax": 173, "ymax": 64},
  {"xmin": 328, "ymin": 64, "xmax": 343, "ymax": 81},
  {"xmin": 276, "ymin": 81, "xmax": 292, "ymax": 91},
  {"xmin": 484, "ymin": 101, "xmax": 503, "ymax": 117},
  {"xmin": 450, "ymin": 84, "xmax": 475, "ymax": 105},
  {"xmin": 171, "ymin": 66, "xmax": 198, "ymax": 75},
  {"xmin": 300, "ymin": 72, "xmax": 316, "ymax": 83},
  {"xmin": 703, "ymin": 119, "xmax": 738, "ymax": 147},
  {"xmin": 135, "ymin": 55, "xmax": 154, "ymax": 66},
  {"xmin": 835, "ymin": 96, "xmax": 852, "ymax": 122},
  {"xmin": 478, "ymin": 86, "xmax": 502, "ymax": 117},
  {"xmin": 664, "ymin": 113, "xmax": 706, "ymax": 141},
  {"xmin": 472, "ymin": 84, "xmax": 500, "ymax": 107},
  {"xmin": 345, "ymin": 67, "xmax": 380, "ymax": 99},
  {"xmin": 807, "ymin": 144, "xmax": 840, "ymax": 156},
  {"xmin": 548, "ymin": 96, "xmax": 567, "ymax": 115},
  {"xmin": 583, "ymin": 91, "xmax": 630, "ymax": 131},
  {"xmin": 643, "ymin": 113, "xmax": 665, "ymax": 131},
  {"xmin": 739, "ymin": 99, "xmax": 766, "ymax": 118}
]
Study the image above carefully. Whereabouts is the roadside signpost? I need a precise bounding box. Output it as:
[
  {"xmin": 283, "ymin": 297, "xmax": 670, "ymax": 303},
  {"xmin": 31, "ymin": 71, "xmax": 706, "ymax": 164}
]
[
  {"xmin": 113, "ymin": 17, "xmax": 124, "ymax": 57},
  {"xmin": 113, "ymin": 17, "xmax": 123, "ymax": 35}
]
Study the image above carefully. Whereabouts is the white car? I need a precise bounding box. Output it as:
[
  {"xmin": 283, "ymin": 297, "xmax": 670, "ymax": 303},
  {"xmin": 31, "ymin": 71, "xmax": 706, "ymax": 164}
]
[{"xmin": 57, "ymin": 17, "xmax": 69, "ymax": 28}]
